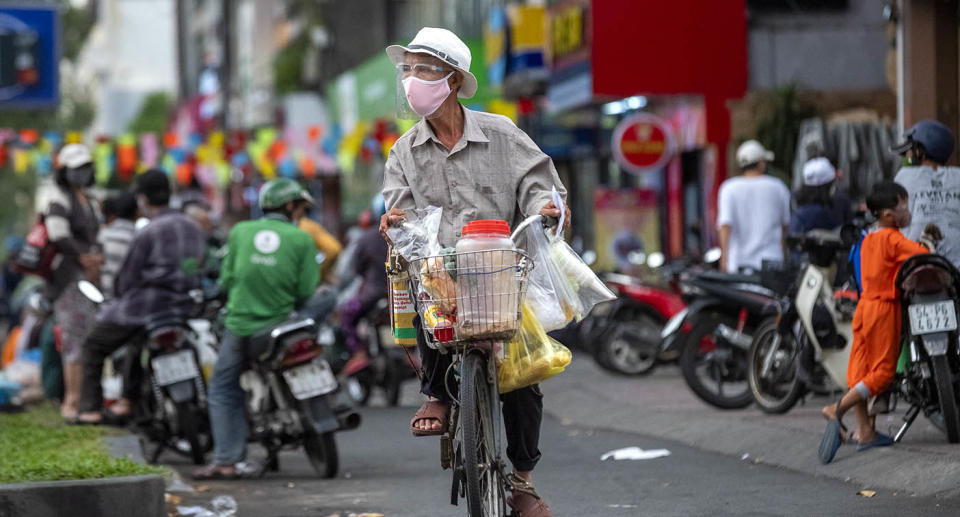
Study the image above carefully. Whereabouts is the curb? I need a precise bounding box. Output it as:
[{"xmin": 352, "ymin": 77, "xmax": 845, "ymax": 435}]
[{"xmin": 0, "ymin": 474, "xmax": 165, "ymax": 517}]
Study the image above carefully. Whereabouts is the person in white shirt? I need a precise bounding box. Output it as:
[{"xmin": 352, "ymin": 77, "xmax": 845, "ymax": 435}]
[{"xmin": 717, "ymin": 140, "xmax": 791, "ymax": 273}]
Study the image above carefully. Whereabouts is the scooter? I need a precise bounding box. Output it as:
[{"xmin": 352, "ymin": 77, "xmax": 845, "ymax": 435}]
[
  {"xmin": 892, "ymin": 253, "xmax": 960, "ymax": 443},
  {"xmin": 77, "ymin": 280, "xmax": 213, "ymax": 465},
  {"xmin": 242, "ymin": 313, "xmax": 361, "ymax": 478},
  {"xmin": 586, "ymin": 252, "xmax": 686, "ymax": 376},
  {"xmin": 661, "ymin": 250, "xmax": 782, "ymax": 410},
  {"xmin": 748, "ymin": 229, "xmax": 856, "ymax": 414}
]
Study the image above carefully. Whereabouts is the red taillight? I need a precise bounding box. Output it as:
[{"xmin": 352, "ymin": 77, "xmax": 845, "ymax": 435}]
[
  {"xmin": 282, "ymin": 338, "xmax": 321, "ymax": 366},
  {"xmin": 151, "ymin": 329, "xmax": 182, "ymax": 351}
]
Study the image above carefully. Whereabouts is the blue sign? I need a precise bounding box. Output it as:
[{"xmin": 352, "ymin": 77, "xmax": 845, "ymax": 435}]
[
  {"xmin": 485, "ymin": 7, "xmax": 509, "ymax": 88},
  {"xmin": 0, "ymin": 6, "xmax": 60, "ymax": 108}
]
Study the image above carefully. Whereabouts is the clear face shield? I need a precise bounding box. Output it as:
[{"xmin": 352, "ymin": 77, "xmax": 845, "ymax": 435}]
[{"xmin": 395, "ymin": 66, "xmax": 418, "ymax": 120}]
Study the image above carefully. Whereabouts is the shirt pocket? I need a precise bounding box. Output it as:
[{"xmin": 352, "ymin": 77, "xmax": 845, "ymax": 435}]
[{"xmin": 464, "ymin": 176, "xmax": 516, "ymax": 221}]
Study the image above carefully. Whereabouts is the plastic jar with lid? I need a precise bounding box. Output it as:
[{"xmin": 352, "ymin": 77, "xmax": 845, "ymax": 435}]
[{"xmin": 455, "ymin": 220, "xmax": 520, "ymax": 339}]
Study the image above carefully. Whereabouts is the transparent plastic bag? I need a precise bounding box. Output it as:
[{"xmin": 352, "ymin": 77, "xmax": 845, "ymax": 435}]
[
  {"xmin": 548, "ymin": 233, "xmax": 616, "ymax": 312},
  {"xmin": 525, "ymin": 223, "xmax": 584, "ymax": 332},
  {"xmin": 498, "ymin": 303, "xmax": 572, "ymax": 394},
  {"xmin": 386, "ymin": 205, "xmax": 443, "ymax": 261}
]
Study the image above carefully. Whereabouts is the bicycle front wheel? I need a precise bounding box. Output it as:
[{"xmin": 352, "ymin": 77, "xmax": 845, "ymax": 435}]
[{"xmin": 460, "ymin": 351, "xmax": 506, "ymax": 517}]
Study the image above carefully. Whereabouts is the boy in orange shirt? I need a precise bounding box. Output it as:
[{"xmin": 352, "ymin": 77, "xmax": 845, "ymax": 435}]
[{"xmin": 819, "ymin": 181, "xmax": 941, "ymax": 464}]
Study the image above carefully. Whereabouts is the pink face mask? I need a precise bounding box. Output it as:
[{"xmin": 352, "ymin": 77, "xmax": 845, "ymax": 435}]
[{"xmin": 402, "ymin": 72, "xmax": 454, "ymax": 117}]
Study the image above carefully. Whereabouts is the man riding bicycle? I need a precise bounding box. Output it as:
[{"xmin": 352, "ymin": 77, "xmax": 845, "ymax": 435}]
[
  {"xmin": 380, "ymin": 27, "xmax": 569, "ymax": 517},
  {"xmin": 194, "ymin": 178, "xmax": 320, "ymax": 480}
]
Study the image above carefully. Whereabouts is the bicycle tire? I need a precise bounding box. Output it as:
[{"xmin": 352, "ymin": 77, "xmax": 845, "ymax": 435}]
[{"xmin": 460, "ymin": 351, "xmax": 506, "ymax": 517}]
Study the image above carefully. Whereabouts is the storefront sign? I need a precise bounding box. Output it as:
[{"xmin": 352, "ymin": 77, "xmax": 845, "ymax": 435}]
[
  {"xmin": 612, "ymin": 113, "xmax": 675, "ymax": 174},
  {"xmin": 550, "ymin": 3, "xmax": 587, "ymax": 65},
  {"xmin": 484, "ymin": 7, "xmax": 509, "ymax": 87},
  {"xmin": 0, "ymin": 6, "xmax": 60, "ymax": 108}
]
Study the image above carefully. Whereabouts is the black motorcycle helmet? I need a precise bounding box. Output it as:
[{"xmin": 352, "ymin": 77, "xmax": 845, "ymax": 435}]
[{"xmin": 892, "ymin": 120, "xmax": 955, "ymax": 165}]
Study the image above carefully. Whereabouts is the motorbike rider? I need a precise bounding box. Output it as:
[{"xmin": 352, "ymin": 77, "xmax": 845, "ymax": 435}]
[
  {"xmin": 76, "ymin": 170, "xmax": 207, "ymax": 425},
  {"xmin": 194, "ymin": 178, "xmax": 320, "ymax": 480},
  {"xmin": 339, "ymin": 195, "xmax": 389, "ymax": 376},
  {"xmin": 381, "ymin": 27, "xmax": 568, "ymax": 517},
  {"xmin": 893, "ymin": 120, "xmax": 960, "ymax": 268},
  {"xmin": 790, "ymin": 157, "xmax": 851, "ymax": 234}
]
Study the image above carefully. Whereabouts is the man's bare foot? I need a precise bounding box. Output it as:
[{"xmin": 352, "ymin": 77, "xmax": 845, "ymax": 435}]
[
  {"xmin": 107, "ymin": 399, "xmax": 131, "ymax": 417},
  {"xmin": 76, "ymin": 411, "xmax": 102, "ymax": 424},
  {"xmin": 415, "ymin": 397, "xmax": 444, "ymax": 432}
]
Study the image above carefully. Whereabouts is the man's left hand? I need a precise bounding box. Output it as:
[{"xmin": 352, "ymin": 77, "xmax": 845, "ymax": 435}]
[{"xmin": 540, "ymin": 201, "xmax": 571, "ymax": 232}]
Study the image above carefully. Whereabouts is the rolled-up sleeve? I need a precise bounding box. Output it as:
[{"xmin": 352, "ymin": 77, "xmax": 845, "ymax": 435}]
[
  {"xmin": 513, "ymin": 128, "xmax": 566, "ymax": 218},
  {"xmin": 383, "ymin": 147, "xmax": 416, "ymax": 211}
]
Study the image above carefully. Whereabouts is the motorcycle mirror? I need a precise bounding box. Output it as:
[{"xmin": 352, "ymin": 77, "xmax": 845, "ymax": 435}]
[
  {"xmin": 188, "ymin": 289, "xmax": 204, "ymax": 304},
  {"xmin": 581, "ymin": 250, "xmax": 597, "ymax": 266},
  {"xmin": 703, "ymin": 247, "xmax": 722, "ymax": 264},
  {"xmin": 135, "ymin": 217, "xmax": 150, "ymax": 231},
  {"xmin": 77, "ymin": 280, "xmax": 105, "ymax": 304},
  {"xmin": 646, "ymin": 252, "xmax": 666, "ymax": 268}
]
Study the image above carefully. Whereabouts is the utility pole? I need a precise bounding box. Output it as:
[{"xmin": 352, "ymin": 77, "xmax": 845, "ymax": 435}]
[
  {"xmin": 220, "ymin": 0, "xmax": 234, "ymax": 129},
  {"xmin": 176, "ymin": 0, "xmax": 188, "ymax": 101}
]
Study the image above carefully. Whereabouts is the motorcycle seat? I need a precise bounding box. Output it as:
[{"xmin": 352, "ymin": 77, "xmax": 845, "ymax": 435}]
[
  {"xmin": 695, "ymin": 270, "xmax": 760, "ymax": 285},
  {"xmin": 145, "ymin": 317, "xmax": 188, "ymax": 334}
]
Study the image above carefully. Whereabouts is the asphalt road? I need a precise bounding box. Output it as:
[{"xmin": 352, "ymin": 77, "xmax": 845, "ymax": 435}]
[{"xmin": 167, "ymin": 402, "xmax": 958, "ymax": 517}]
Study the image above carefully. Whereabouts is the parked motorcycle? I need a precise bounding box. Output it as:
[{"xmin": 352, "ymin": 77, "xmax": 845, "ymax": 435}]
[
  {"xmin": 892, "ymin": 253, "xmax": 960, "ymax": 443},
  {"xmin": 77, "ymin": 280, "xmax": 213, "ymax": 465},
  {"xmin": 328, "ymin": 298, "xmax": 421, "ymax": 406},
  {"xmin": 241, "ymin": 312, "xmax": 361, "ymax": 478},
  {"xmin": 661, "ymin": 255, "xmax": 780, "ymax": 409},
  {"xmin": 586, "ymin": 253, "xmax": 686, "ymax": 376},
  {"xmin": 748, "ymin": 230, "xmax": 856, "ymax": 414}
]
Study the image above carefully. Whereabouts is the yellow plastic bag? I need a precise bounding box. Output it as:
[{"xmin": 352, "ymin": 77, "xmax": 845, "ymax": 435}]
[{"xmin": 498, "ymin": 303, "xmax": 572, "ymax": 394}]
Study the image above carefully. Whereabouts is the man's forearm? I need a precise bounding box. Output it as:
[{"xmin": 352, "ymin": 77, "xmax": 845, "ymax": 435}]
[{"xmin": 718, "ymin": 225, "xmax": 731, "ymax": 271}]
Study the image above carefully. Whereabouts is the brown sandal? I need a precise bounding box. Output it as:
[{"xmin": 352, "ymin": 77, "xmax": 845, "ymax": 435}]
[
  {"xmin": 410, "ymin": 400, "xmax": 450, "ymax": 436},
  {"xmin": 192, "ymin": 464, "xmax": 240, "ymax": 480},
  {"xmin": 506, "ymin": 473, "xmax": 552, "ymax": 517}
]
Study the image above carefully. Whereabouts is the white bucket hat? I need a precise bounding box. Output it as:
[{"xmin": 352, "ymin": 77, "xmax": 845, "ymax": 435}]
[
  {"xmin": 386, "ymin": 27, "xmax": 478, "ymax": 99},
  {"xmin": 736, "ymin": 140, "xmax": 775, "ymax": 168}
]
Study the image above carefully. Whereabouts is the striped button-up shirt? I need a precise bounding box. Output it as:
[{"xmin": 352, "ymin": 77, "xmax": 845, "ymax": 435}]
[
  {"xmin": 97, "ymin": 219, "xmax": 136, "ymax": 300},
  {"xmin": 382, "ymin": 107, "xmax": 566, "ymax": 248},
  {"xmin": 99, "ymin": 209, "xmax": 207, "ymax": 327}
]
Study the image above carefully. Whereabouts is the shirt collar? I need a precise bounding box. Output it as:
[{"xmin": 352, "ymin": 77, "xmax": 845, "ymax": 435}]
[
  {"xmin": 263, "ymin": 213, "xmax": 292, "ymax": 223},
  {"xmin": 411, "ymin": 105, "xmax": 490, "ymax": 148}
]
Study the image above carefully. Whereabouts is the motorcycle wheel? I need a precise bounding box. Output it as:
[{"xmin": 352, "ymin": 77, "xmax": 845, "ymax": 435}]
[
  {"xmin": 383, "ymin": 358, "xmax": 403, "ymax": 407},
  {"xmin": 931, "ymin": 355, "xmax": 960, "ymax": 443},
  {"xmin": 176, "ymin": 401, "xmax": 206, "ymax": 465},
  {"xmin": 747, "ymin": 319, "xmax": 802, "ymax": 414},
  {"xmin": 680, "ymin": 313, "xmax": 754, "ymax": 410},
  {"xmin": 304, "ymin": 430, "xmax": 339, "ymax": 478},
  {"xmin": 593, "ymin": 317, "xmax": 661, "ymax": 376}
]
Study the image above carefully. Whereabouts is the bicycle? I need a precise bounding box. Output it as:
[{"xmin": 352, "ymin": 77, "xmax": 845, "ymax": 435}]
[{"xmin": 398, "ymin": 215, "xmax": 544, "ymax": 517}]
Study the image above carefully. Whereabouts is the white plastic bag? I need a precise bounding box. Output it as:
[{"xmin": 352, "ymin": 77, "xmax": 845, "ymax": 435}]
[
  {"xmin": 523, "ymin": 193, "xmax": 615, "ymax": 332},
  {"xmin": 524, "ymin": 222, "xmax": 584, "ymax": 332}
]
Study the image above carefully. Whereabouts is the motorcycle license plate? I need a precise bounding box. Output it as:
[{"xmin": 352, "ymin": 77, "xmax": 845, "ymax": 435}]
[
  {"xmin": 283, "ymin": 360, "xmax": 338, "ymax": 400},
  {"xmin": 909, "ymin": 301, "xmax": 958, "ymax": 335},
  {"xmin": 151, "ymin": 351, "xmax": 200, "ymax": 386}
]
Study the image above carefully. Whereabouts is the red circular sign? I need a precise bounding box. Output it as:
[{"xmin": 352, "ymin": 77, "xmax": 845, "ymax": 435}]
[{"xmin": 612, "ymin": 114, "xmax": 675, "ymax": 174}]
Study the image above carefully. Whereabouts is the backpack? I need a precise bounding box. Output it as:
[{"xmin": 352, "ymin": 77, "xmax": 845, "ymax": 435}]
[
  {"xmin": 847, "ymin": 228, "xmax": 866, "ymax": 294},
  {"xmin": 14, "ymin": 216, "xmax": 59, "ymax": 280}
]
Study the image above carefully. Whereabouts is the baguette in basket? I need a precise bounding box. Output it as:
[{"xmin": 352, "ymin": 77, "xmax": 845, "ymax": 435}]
[{"xmin": 420, "ymin": 256, "xmax": 458, "ymax": 313}]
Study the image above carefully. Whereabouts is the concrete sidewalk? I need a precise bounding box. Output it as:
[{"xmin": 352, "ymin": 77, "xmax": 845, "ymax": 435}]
[{"xmin": 542, "ymin": 357, "xmax": 960, "ymax": 498}]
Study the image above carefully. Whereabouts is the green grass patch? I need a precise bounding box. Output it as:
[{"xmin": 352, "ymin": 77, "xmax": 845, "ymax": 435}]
[{"xmin": 0, "ymin": 404, "xmax": 164, "ymax": 483}]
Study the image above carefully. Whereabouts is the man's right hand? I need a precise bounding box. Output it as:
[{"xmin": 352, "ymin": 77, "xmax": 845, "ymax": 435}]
[{"xmin": 379, "ymin": 208, "xmax": 406, "ymax": 244}]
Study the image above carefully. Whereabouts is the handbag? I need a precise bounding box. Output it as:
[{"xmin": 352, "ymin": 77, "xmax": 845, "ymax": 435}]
[{"xmin": 14, "ymin": 216, "xmax": 59, "ymax": 279}]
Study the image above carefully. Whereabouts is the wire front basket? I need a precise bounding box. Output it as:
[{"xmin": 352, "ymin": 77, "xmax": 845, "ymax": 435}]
[{"xmin": 407, "ymin": 249, "xmax": 532, "ymax": 346}]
